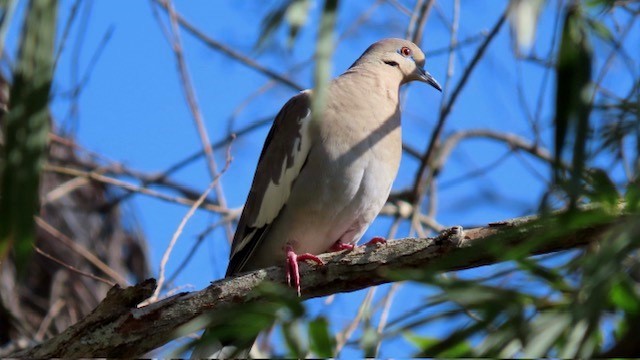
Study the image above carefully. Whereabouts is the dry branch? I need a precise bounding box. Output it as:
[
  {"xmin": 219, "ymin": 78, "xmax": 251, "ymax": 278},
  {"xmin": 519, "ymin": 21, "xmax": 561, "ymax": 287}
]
[{"xmin": 10, "ymin": 212, "xmax": 613, "ymax": 358}]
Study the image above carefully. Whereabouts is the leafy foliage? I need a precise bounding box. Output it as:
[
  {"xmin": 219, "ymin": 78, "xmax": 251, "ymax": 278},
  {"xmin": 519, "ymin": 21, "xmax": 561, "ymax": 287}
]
[
  {"xmin": 553, "ymin": 3, "xmax": 593, "ymax": 208},
  {"xmin": 0, "ymin": 0, "xmax": 57, "ymax": 275},
  {"xmin": 1, "ymin": 0, "xmax": 639, "ymax": 357},
  {"xmin": 182, "ymin": 283, "xmax": 336, "ymax": 358},
  {"xmin": 257, "ymin": 0, "xmax": 311, "ymax": 51}
]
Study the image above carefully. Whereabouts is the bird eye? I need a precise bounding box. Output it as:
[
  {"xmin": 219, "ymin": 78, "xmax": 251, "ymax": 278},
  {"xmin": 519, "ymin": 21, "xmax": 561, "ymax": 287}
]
[{"xmin": 400, "ymin": 47, "xmax": 412, "ymax": 57}]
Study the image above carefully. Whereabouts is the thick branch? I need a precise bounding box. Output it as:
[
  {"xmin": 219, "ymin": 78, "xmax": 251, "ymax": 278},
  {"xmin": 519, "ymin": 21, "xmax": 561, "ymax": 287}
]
[{"xmin": 11, "ymin": 212, "xmax": 614, "ymax": 358}]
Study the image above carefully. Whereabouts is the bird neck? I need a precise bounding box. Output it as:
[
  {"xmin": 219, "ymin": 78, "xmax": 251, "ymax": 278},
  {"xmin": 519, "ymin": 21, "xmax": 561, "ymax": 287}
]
[{"xmin": 338, "ymin": 64, "xmax": 403, "ymax": 103}]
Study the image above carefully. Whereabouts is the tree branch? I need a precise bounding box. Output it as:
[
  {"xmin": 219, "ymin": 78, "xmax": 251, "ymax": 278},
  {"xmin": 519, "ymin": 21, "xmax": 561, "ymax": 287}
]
[{"xmin": 10, "ymin": 211, "xmax": 616, "ymax": 358}]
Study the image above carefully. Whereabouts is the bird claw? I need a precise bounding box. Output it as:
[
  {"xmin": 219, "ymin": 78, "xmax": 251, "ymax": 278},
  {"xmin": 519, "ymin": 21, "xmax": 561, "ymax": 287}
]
[
  {"xmin": 330, "ymin": 237, "xmax": 386, "ymax": 253},
  {"xmin": 286, "ymin": 245, "xmax": 324, "ymax": 296},
  {"xmin": 364, "ymin": 236, "xmax": 387, "ymax": 246},
  {"xmin": 329, "ymin": 240, "xmax": 355, "ymax": 252}
]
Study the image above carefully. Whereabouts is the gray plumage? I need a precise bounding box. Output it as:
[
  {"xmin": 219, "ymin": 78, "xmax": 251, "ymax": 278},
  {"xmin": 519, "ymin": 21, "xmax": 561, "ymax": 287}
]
[
  {"xmin": 227, "ymin": 37, "xmax": 440, "ymax": 275},
  {"xmin": 192, "ymin": 38, "xmax": 440, "ymax": 359}
]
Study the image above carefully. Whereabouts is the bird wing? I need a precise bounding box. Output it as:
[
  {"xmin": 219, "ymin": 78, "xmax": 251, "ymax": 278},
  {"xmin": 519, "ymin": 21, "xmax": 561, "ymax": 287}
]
[{"xmin": 226, "ymin": 91, "xmax": 313, "ymax": 276}]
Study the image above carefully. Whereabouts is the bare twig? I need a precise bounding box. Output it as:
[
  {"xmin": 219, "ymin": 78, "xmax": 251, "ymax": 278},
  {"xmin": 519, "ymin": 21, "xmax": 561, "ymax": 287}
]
[
  {"xmin": 34, "ymin": 299, "xmax": 65, "ymax": 342},
  {"xmin": 335, "ymin": 287, "xmax": 375, "ymax": 354},
  {"xmin": 339, "ymin": 0, "xmax": 384, "ymax": 41},
  {"xmin": 410, "ymin": 0, "xmax": 434, "ymax": 45},
  {"xmin": 149, "ymin": 137, "xmax": 235, "ymax": 302},
  {"xmin": 153, "ymin": 0, "xmax": 304, "ymax": 92},
  {"xmin": 426, "ymin": 32, "xmax": 487, "ymax": 58},
  {"xmin": 167, "ymin": 207, "xmax": 241, "ymax": 284},
  {"xmin": 163, "ymin": 115, "xmax": 273, "ymax": 179},
  {"xmin": 53, "ymin": 0, "xmax": 81, "ymax": 68},
  {"xmin": 418, "ymin": 0, "xmax": 458, "ymax": 225},
  {"xmin": 411, "ymin": 10, "xmax": 508, "ymax": 203},
  {"xmin": 148, "ymin": 182, "xmax": 217, "ymax": 303},
  {"xmin": 42, "ymin": 176, "xmax": 90, "ymax": 204},
  {"xmin": 373, "ymin": 283, "xmax": 401, "ymax": 357},
  {"xmin": 406, "ymin": 0, "xmax": 426, "ymax": 41},
  {"xmin": 35, "ymin": 217, "xmax": 128, "ymax": 286},
  {"xmin": 158, "ymin": 0, "xmax": 233, "ymax": 241},
  {"xmin": 48, "ymin": 134, "xmax": 225, "ymax": 208},
  {"xmin": 34, "ymin": 246, "xmax": 115, "ymax": 286},
  {"xmin": 44, "ymin": 164, "xmax": 231, "ymax": 214},
  {"xmin": 385, "ymin": 0, "xmax": 412, "ymax": 16},
  {"xmin": 433, "ymin": 129, "xmax": 554, "ymax": 171}
]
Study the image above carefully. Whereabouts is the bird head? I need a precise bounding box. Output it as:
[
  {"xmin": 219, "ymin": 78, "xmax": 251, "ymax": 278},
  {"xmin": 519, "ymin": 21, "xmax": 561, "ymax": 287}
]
[{"xmin": 353, "ymin": 38, "xmax": 441, "ymax": 91}]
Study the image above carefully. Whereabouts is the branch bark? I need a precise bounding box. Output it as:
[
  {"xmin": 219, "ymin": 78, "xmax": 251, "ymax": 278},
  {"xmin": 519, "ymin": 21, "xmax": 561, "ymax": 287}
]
[{"xmin": 10, "ymin": 211, "xmax": 615, "ymax": 358}]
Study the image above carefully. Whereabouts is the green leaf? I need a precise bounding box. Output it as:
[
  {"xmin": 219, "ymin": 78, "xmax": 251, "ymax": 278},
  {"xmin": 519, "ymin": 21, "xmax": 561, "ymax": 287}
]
[
  {"xmin": 182, "ymin": 282, "xmax": 306, "ymax": 356},
  {"xmin": 256, "ymin": 3, "xmax": 287, "ymax": 52},
  {"xmin": 308, "ymin": 317, "xmax": 334, "ymax": 358},
  {"xmin": 625, "ymin": 178, "xmax": 640, "ymax": 213},
  {"xmin": 609, "ymin": 279, "xmax": 640, "ymax": 313},
  {"xmin": 553, "ymin": 3, "xmax": 593, "ymax": 208},
  {"xmin": 407, "ymin": 333, "xmax": 475, "ymax": 357},
  {"xmin": 285, "ymin": 0, "xmax": 310, "ymax": 48},
  {"xmin": 360, "ymin": 325, "xmax": 378, "ymax": 357},
  {"xmin": 586, "ymin": 168, "xmax": 620, "ymax": 207},
  {"xmin": 517, "ymin": 258, "xmax": 572, "ymax": 292},
  {"xmin": 256, "ymin": 0, "xmax": 311, "ymax": 51},
  {"xmin": 585, "ymin": 0, "xmax": 616, "ymax": 11},
  {"xmin": 586, "ymin": 17, "xmax": 614, "ymax": 43},
  {"xmin": 0, "ymin": 0, "xmax": 57, "ymax": 275}
]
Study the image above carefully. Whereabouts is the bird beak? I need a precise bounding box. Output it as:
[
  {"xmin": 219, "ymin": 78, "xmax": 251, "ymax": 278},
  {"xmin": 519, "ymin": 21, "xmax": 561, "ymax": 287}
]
[{"xmin": 418, "ymin": 67, "xmax": 442, "ymax": 92}]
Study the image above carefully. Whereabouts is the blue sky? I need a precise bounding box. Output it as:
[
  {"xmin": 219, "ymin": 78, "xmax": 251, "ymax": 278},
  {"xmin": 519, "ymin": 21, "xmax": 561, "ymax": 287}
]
[{"xmin": 7, "ymin": 0, "xmax": 637, "ymax": 357}]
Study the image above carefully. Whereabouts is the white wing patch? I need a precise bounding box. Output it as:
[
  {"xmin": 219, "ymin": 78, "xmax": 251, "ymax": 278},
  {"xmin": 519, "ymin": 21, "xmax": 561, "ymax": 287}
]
[
  {"xmin": 254, "ymin": 109, "xmax": 312, "ymax": 228},
  {"xmin": 234, "ymin": 110, "xmax": 313, "ymax": 254}
]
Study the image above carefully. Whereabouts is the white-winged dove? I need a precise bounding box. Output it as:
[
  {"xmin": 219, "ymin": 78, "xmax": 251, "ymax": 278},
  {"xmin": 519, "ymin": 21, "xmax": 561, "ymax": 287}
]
[{"xmin": 192, "ymin": 38, "xmax": 440, "ymax": 359}]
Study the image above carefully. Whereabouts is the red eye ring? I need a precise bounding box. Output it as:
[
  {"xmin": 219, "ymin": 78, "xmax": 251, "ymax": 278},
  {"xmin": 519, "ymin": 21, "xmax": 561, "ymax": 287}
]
[{"xmin": 400, "ymin": 47, "xmax": 412, "ymax": 57}]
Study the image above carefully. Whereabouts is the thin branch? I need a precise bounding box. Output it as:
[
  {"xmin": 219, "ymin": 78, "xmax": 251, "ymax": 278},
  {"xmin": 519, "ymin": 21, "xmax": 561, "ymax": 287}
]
[
  {"xmin": 411, "ymin": 10, "xmax": 507, "ymax": 203},
  {"xmin": 417, "ymin": 0, "xmax": 458, "ymax": 225},
  {"xmin": 339, "ymin": 0, "xmax": 384, "ymax": 41},
  {"xmin": 153, "ymin": 0, "xmax": 304, "ymax": 92},
  {"xmin": 166, "ymin": 208, "xmax": 241, "ymax": 285},
  {"xmin": 149, "ymin": 182, "xmax": 217, "ymax": 303},
  {"xmin": 48, "ymin": 134, "xmax": 224, "ymax": 208},
  {"xmin": 385, "ymin": 0, "xmax": 411, "ymax": 16},
  {"xmin": 432, "ymin": 129, "xmax": 554, "ymax": 171},
  {"xmin": 426, "ymin": 32, "xmax": 487, "ymax": 58},
  {"xmin": 158, "ymin": 0, "xmax": 233, "ymax": 241},
  {"xmin": 373, "ymin": 282, "xmax": 400, "ymax": 357},
  {"xmin": 149, "ymin": 138, "xmax": 234, "ymax": 303},
  {"xmin": 161, "ymin": 115, "xmax": 273, "ymax": 181},
  {"xmin": 35, "ymin": 216, "xmax": 128, "ymax": 287},
  {"xmin": 335, "ymin": 287, "xmax": 375, "ymax": 354},
  {"xmin": 44, "ymin": 164, "xmax": 232, "ymax": 215},
  {"xmin": 406, "ymin": 0, "xmax": 430, "ymax": 42},
  {"xmin": 410, "ymin": 0, "xmax": 434, "ymax": 45},
  {"xmin": 33, "ymin": 246, "xmax": 115, "ymax": 287},
  {"xmin": 34, "ymin": 299, "xmax": 65, "ymax": 342},
  {"xmin": 42, "ymin": 176, "xmax": 90, "ymax": 204}
]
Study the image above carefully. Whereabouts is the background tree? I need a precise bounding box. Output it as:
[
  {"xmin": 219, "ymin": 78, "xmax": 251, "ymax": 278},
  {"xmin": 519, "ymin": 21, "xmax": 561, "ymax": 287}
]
[{"xmin": 0, "ymin": 0, "xmax": 639, "ymax": 357}]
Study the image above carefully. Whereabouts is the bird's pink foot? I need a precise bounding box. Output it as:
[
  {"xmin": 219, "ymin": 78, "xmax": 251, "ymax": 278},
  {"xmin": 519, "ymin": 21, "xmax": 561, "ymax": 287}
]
[
  {"xmin": 364, "ymin": 236, "xmax": 387, "ymax": 246},
  {"xmin": 329, "ymin": 240, "xmax": 355, "ymax": 252},
  {"xmin": 286, "ymin": 245, "xmax": 324, "ymax": 296}
]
